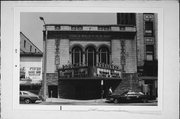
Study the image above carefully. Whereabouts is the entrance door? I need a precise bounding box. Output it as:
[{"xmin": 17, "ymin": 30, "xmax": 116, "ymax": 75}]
[
  {"xmin": 48, "ymin": 85, "xmax": 58, "ymax": 98},
  {"xmin": 145, "ymin": 80, "xmax": 155, "ymax": 96}
]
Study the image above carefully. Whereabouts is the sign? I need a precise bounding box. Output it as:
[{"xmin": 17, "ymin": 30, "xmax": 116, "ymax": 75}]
[
  {"xmin": 59, "ymin": 67, "xmax": 88, "ymax": 78},
  {"xmin": 97, "ymin": 68, "xmax": 121, "ymax": 78},
  {"xmin": 21, "ymin": 67, "xmax": 42, "ymax": 80}
]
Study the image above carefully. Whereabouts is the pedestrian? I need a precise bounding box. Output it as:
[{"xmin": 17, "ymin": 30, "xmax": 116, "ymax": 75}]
[{"xmin": 108, "ymin": 87, "xmax": 113, "ymax": 96}]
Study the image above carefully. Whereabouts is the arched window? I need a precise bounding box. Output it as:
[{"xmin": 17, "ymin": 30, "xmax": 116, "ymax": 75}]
[
  {"xmin": 72, "ymin": 46, "xmax": 82, "ymax": 65},
  {"xmin": 85, "ymin": 46, "xmax": 96, "ymax": 66},
  {"xmin": 99, "ymin": 47, "xmax": 109, "ymax": 64}
]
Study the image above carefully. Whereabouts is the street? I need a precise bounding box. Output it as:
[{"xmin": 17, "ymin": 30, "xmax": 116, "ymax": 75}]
[
  {"xmin": 39, "ymin": 102, "xmax": 157, "ymax": 106},
  {"xmin": 26, "ymin": 98, "xmax": 157, "ymax": 106}
]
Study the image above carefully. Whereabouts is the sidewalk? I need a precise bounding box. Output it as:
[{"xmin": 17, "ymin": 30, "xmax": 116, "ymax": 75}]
[{"xmin": 45, "ymin": 98, "xmax": 106, "ymax": 103}]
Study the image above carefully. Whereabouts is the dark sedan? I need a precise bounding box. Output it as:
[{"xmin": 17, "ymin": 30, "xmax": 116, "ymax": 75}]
[
  {"xmin": 20, "ymin": 91, "xmax": 42, "ymax": 104},
  {"xmin": 106, "ymin": 90, "xmax": 155, "ymax": 103}
]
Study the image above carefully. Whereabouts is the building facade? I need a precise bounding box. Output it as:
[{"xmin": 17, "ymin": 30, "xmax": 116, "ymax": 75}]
[
  {"xmin": 136, "ymin": 13, "xmax": 158, "ymax": 97},
  {"xmin": 42, "ymin": 13, "xmax": 158, "ymax": 99},
  {"xmin": 20, "ymin": 32, "xmax": 43, "ymax": 94}
]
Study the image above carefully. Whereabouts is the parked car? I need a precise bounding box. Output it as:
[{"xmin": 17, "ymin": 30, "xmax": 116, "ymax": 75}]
[
  {"xmin": 106, "ymin": 90, "xmax": 155, "ymax": 103},
  {"xmin": 20, "ymin": 91, "xmax": 41, "ymax": 104}
]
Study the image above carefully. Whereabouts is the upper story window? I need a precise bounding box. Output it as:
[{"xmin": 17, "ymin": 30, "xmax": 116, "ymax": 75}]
[
  {"xmin": 117, "ymin": 13, "xmax": 136, "ymax": 25},
  {"xmin": 30, "ymin": 45, "xmax": 32, "ymax": 52},
  {"xmin": 72, "ymin": 46, "xmax": 83, "ymax": 66},
  {"xmin": 24, "ymin": 40, "xmax": 26, "ymax": 48},
  {"xmin": 85, "ymin": 46, "xmax": 96, "ymax": 66},
  {"xmin": 144, "ymin": 21, "xmax": 154, "ymax": 36},
  {"xmin": 99, "ymin": 47, "xmax": 109, "ymax": 64},
  {"xmin": 146, "ymin": 45, "xmax": 154, "ymax": 61},
  {"xmin": 144, "ymin": 13, "xmax": 154, "ymax": 37}
]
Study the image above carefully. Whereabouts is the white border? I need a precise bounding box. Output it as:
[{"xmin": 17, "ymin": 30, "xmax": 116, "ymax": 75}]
[
  {"xmin": 12, "ymin": 5, "xmax": 163, "ymax": 112},
  {"xmin": 3, "ymin": 2, "xmax": 180, "ymax": 119}
]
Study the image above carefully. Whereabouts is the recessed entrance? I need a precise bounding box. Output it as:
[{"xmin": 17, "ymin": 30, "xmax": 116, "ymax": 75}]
[{"xmin": 48, "ymin": 85, "xmax": 58, "ymax": 98}]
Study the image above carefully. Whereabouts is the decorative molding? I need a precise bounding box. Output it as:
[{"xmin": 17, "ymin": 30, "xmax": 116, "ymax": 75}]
[
  {"xmin": 121, "ymin": 39, "xmax": 126, "ymax": 72},
  {"xmin": 55, "ymin": 39, "xmax": 60, "ymax": 71}
]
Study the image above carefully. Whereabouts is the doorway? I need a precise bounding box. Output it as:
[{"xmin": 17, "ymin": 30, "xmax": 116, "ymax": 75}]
[{"xmin": 48, "ymin": 85, "xmax": 58, "ymax": 98}]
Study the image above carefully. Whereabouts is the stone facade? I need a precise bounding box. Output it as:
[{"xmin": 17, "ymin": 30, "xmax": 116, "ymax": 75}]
[
  {"xmin": 44, "ymin": 25, "xmax": 137, "ymax": 99},
  {"xmin": 42, "ymin": 13, "xmax": 158, "ymax": 99}
]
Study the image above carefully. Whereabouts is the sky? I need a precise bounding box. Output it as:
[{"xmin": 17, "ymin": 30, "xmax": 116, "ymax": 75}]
[{"xmin": 20, "ymin": 13, "xmax": 117, "ymax": 51}]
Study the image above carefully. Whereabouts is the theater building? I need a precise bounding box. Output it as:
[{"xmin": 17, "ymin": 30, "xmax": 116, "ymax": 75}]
[{"xmin": 42, "ymin": 13, "xmax": 158, "ymax": 99}]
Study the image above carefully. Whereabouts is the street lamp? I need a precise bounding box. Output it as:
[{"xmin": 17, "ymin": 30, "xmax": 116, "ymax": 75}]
[{"xmin": 39, "ymin": 16, "xmax": 47, "ymax": 101}]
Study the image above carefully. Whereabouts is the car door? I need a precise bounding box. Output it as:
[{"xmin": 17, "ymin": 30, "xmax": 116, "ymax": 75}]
[{"xmin": 126, "ymin": 94, "xmax": 136, "ymax": 101}]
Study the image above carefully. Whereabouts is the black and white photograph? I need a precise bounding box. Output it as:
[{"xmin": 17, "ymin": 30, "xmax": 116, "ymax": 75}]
[
  {"xmin": 1, "ymin": 1, "xmax": 179, "ymax": 119},
  {"xmin": 20, "ymin": 12, "xmax": 158, "ymax": 106}
]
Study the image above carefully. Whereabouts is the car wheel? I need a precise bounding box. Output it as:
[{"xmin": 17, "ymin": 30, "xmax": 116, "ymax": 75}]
[
  {"xmin": 24, "ymin": 98, "xmax": 31, "ymax": 104},
  {"xmin": 114, "ymin": 99, "xmax": 118, "ymax": 104}
]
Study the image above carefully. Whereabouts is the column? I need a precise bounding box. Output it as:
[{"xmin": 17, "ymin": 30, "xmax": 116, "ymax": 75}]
[
  {"xmin": 96, "ymin": 52, "xmax": 99, "ymax": 66},
  {"xmin": 83, "ymin": 52, "xmax": 85, "ymax": 65}
]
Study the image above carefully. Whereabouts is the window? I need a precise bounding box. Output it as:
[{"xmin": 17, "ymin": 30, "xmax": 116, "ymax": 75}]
[
  {"xmin": 72, "ymin": 46, "xmax": 83, "ymax": 66},
  {"xmin": 144, "ymin": 21, "xmax": 153, "ymax": 36},
  {"xmin": 117, "ymin": 13, "xmax": 136, "ymax": 25},
  {"xmin": 85, "ymin": 46, "xmax": 96, "ymax": 66},
  {"xmin": 30, "ymin": 45, "xmax": 32, "ymax": 52},
  {"xmin": 24, "ymin": 40, "xmax": 26, "ymax": 48},
  {"xmin": 146, "ymin": 45, "xmax": 154, "ymax": 61},
  {"xmin": 99, "ymin": 47, "xmax": 109, "ymax": 64},
  {"xmin": 35, "ymin": 49, "xmax": 36, "ymax": 53},
  {"xmin": 22, "ymin": 92, "xmax": 29, "ymax": 95}
]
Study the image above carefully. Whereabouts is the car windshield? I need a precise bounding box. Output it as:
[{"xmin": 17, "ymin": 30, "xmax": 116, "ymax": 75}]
[
  {"xmin": 21, "ymin": 91, "xmax": 36, "ymax": 96},
  {"xmin": 23, "ymin": 92, "xmax": 30, "ymax": 95}
]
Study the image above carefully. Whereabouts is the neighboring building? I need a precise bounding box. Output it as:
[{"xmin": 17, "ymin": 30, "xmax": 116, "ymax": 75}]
[
  {"xmin": 20, "ymin": 32, "xmax": 42, "ymax": 54},
  {"xmin": 136, "ymin": 13, "xmax": 158, "ymax": 97},
  {"xmin": 20, "ymin": 32, "xmax": 43, "ymax": 95},
  {"xmin": 42, "ymin": 13, "xmax": 158, "ymax": 99}
]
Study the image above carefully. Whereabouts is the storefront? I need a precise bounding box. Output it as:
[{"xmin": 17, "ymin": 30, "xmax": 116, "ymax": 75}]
[{"xmin": 20, "ymin": 53, "xmax": 43, "ymax": 95}]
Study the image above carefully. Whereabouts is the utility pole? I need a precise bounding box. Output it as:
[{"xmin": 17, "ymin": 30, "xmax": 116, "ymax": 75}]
[{"xmin": 40, "ymin": 17, "xmax": 47, "ymax": 101}]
